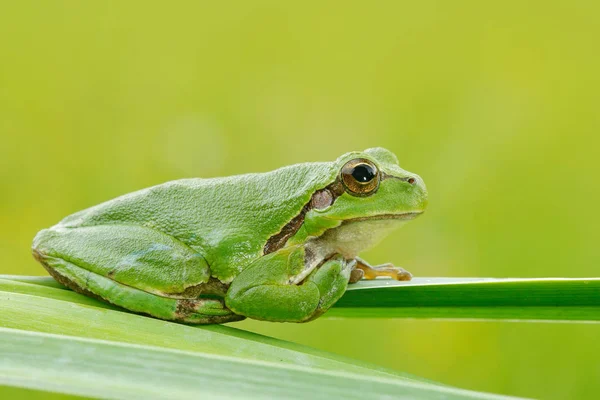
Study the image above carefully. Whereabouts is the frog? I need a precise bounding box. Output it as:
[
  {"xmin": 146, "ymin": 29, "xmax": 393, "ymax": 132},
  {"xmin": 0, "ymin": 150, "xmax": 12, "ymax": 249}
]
[{"xmin": 32, "ymin": 147, "xmax": 428, "ymax": 324}]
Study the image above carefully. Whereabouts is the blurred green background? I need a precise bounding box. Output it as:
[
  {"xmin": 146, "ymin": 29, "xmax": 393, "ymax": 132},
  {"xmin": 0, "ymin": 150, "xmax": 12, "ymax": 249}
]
[{"xmin": 1, "ymin": 1, "xmax": 599, "ymax": 399}]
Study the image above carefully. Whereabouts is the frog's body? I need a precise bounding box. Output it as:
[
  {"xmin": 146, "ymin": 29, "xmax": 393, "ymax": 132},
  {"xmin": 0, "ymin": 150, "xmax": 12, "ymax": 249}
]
[{"xmin": 32, "ymin": 148, "xmax": 427, "ymax": 324}]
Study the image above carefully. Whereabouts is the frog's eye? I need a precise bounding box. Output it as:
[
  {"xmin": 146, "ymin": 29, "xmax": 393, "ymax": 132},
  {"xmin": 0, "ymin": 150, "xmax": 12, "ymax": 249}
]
[{"xmin": 340, "ymin": 158, "xmax": 380, "ymax": 197}]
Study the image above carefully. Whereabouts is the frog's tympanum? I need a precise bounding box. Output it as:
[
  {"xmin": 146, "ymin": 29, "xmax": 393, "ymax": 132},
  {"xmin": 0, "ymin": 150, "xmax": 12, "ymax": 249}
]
[{"xmin": 33, "ymin": 148, "xmax": 428, "ymax": 323}]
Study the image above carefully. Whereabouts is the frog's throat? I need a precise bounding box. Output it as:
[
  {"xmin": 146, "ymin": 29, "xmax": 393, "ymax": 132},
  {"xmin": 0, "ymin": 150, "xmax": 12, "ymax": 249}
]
[
  {"xmin": 341, "ymin": 211, "xmax": 423, "ymax": 223},
  {"xmin": 316, "ymin": 212, "xmax": 423, "ymax": 259}
]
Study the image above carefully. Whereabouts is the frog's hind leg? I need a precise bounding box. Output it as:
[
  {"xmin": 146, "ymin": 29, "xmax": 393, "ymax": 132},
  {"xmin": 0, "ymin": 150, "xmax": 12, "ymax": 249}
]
[
  {"xmin": 35, "ymin": 251, "xmax": 243, "ymax": 324},
  {"xmin": 32, "ymin": 225, "xmax": 244, "ymax": 324}
]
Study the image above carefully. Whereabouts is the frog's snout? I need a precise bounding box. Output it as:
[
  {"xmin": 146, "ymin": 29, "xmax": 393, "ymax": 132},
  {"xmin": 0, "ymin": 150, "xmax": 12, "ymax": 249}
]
[{"xmin": 411, "ymin": 174, "xmax": 428, "ymax": 210}]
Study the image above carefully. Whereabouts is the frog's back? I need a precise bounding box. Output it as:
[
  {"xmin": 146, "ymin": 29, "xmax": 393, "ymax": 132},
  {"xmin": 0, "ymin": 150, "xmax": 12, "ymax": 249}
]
[{"xmin": 57, "ymin": 161, "xmax": 338, "ymax": 282}]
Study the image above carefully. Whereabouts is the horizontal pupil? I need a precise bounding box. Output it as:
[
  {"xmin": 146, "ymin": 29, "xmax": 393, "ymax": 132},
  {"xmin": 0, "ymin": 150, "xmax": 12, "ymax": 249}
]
[{"xmin": 352, "ymin": 165, "xmax": 375, "ymax": 182}]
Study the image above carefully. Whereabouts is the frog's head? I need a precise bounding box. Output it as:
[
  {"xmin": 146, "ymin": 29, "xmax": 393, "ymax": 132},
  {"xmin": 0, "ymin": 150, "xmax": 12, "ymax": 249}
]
[
  {"xmin": 322, "ymin": 147, "xmax": 427, "ymax": 219},
  {"xmin": 298, "ymin": 147, "xmax": 428, "ymax": 251}
]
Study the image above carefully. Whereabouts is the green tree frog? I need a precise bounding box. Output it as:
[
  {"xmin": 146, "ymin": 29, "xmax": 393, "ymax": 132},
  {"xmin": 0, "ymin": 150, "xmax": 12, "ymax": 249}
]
[{"xmin": 32, "ymin": 148, "xmax": 427, "ymax": 324}]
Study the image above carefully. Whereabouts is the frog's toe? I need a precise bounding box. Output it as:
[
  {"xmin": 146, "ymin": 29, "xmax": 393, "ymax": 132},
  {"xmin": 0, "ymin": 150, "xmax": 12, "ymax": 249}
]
[
  {"xmin": 375, "ymin": 265, "xmax": 413, "ymax": 281},
  {"xmin": 393, "ymin": 268, "xmax": 412, "ymax": 281},
  {"xmin": 348, "ymin": 267, "xmax": 364, "ymax": 284}
]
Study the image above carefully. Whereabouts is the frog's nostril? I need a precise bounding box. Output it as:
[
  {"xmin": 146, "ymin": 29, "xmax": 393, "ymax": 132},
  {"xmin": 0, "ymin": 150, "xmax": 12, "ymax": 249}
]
[{"xmin": 407, "ymin": 177, "xmax": 416, "ymax": 185}]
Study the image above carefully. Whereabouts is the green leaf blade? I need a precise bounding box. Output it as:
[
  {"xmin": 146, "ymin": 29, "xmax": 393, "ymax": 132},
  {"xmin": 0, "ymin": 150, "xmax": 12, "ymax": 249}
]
[
  {"xmin": 332, "ymin": 277, "xmax": 600, "ymax": 321},
  {"xmin": 0, "ymin": 327, "xmax": 520, "ymax": 400},
  {"xmin": 4, "ymin": 275, "xmax": 594, "ymax": 399}
]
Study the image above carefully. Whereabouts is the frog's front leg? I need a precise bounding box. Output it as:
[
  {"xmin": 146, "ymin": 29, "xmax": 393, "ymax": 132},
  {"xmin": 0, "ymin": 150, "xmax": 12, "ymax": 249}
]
[
  {"xmin": 353, "ymin": 256, "xmax": 412, "ymax": 281},
  {"xmin": 225, "ymin": 246, "xmax": 353, "ymax": 322}
]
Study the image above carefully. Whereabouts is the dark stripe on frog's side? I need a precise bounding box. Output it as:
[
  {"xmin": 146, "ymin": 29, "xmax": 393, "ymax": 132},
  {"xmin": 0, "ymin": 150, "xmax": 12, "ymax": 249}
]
[
  {"xmin": 262, "ymin": 180, "xmax": 345, "ymax": 255},
  {"xmin": 169, "ymin": 277, "xmax": 230, "ymax": 298}
]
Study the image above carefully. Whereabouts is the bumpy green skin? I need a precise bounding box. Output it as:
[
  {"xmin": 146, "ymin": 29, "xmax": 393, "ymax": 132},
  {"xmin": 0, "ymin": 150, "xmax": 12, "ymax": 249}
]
[{"xmin": 32, "ymin": 148, "xmax": 428, "ymax": 323}]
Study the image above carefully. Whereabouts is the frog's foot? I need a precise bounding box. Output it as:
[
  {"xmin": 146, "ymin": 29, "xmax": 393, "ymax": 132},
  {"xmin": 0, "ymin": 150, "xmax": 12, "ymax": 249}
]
[
  {"xmin": 35, "ymin": 250, "xmax": 244, "ymax": 324},
  {"xmin": 354, "ymin": 257, "xmax": 412, "ymax": 281}
]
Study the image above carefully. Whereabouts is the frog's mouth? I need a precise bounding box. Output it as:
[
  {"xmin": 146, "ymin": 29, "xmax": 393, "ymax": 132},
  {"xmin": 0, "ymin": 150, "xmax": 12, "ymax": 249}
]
[{"xmin": 342, "ymin": 211, "xmax": 424, "ymax": 223}]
